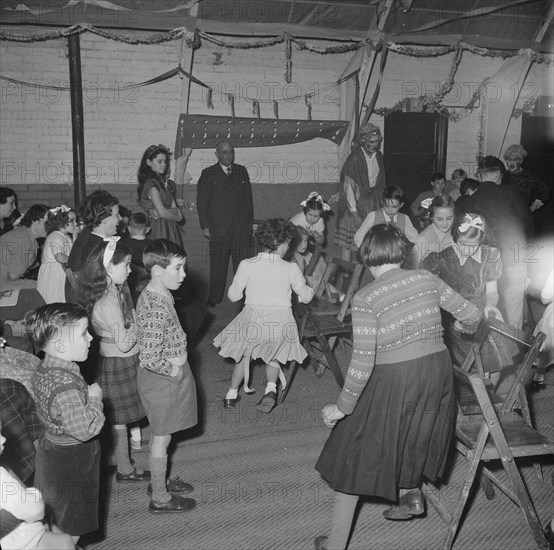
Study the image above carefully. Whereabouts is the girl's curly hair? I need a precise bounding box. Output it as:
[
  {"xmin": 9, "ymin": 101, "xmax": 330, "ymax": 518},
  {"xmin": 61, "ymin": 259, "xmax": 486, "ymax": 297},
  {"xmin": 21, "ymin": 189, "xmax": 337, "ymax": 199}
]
[{"xmin": 255, "ymin": 218, "xmax": 297, "ymax": 252}]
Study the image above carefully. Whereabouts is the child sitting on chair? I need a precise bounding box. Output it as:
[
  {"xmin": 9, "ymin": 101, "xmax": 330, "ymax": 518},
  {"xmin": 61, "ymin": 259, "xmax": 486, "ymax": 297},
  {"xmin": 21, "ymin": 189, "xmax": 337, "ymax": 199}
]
[{"xmin": 289, "ymin": 192, "xmax": 329, "ymax": 248}]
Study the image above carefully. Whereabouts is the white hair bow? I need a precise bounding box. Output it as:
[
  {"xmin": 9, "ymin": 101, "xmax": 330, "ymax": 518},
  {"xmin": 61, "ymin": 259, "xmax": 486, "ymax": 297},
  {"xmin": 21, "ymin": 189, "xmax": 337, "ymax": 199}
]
[
  {"xmin": 300, "ymin": 191, "xmax": 331, "ymax": 211},
  {"xmin": 102, "ymin": 236, "xmax": 121, "ymax": 268},
  {"xmin": 49, "ymin": 204, "xmax": 71, "ymax": 215},
  {"xmin": 459, "ymin": 215, "xmax": 484, "ymax": 233},
  {"xmin": 420, "ymin": 198, "xmax": 433, "ymax": 210}
]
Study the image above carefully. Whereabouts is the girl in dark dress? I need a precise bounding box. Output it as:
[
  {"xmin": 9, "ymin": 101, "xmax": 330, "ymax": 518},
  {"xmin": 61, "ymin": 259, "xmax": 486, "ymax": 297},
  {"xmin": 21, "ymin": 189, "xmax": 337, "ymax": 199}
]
[
  {"xmin": 421, "ymin": 213, "xmax": 516, "ymax": 373},
  {"xmin": 138, "ymin": 144, "xmax": 184, "ymax": 248},
  {"xmin": 314, "ymin": 225, "xmax": 480, "ymax": 550}
]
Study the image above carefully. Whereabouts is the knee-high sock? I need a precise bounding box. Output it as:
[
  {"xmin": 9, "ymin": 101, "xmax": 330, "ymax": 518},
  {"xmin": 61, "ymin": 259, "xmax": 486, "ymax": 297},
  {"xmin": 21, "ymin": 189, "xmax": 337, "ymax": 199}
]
[
  {"xmin": 149, "ymin": 454, "xmax": 170, "ymax": 503},
  {"xmin": 327, "ymin": 491, "xmax": 359, "ymax": 550},
  {"xmin": 113, "ymin": 425, "xmax": 133, "ymax": 475}
]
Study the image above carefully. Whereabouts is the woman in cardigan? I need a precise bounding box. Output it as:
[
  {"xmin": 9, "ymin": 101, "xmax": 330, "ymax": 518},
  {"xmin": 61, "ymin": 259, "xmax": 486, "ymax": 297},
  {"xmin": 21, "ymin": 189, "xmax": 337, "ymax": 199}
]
[{"xmin": 314, "ymin": 224, "xmax": 480, "ymax": 550}]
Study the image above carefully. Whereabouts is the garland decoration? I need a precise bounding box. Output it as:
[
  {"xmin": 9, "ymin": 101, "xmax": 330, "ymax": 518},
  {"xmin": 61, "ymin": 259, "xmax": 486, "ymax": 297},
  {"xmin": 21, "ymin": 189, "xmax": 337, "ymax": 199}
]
[{"xmin": 285, "ymin": 34, "xmax": 292, "ymax": 83}]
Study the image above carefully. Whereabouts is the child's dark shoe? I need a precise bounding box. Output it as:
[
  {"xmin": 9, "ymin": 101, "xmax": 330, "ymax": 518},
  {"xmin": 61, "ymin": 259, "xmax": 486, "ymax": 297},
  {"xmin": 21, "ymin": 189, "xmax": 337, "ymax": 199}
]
[
  {"xmin": 256, "ymin": 391, "xmax": 276, "ymax": 413},
  {"xmin": 147, "ymin": 477, "xmax": 194, "ymax": 495},
  {"xmin": 383, "ymin": 489, "xmax": 425, "ymax": 520},
  {"xmin": 116, "ymin": 468, "xmax": 151, "ymax": 483},
  {"xmin": 223, "ymin": 395, "xmax": 241, "ymax": 409},
  {"xmin": 148, "ymin": 494, "xmax": 196, "ymax": 514}
]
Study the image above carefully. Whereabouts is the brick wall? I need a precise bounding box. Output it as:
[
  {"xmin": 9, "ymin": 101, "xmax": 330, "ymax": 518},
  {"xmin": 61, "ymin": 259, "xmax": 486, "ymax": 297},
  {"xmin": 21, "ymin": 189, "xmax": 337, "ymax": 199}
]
[{"xmin": 2, "ymin": 26, "xmax": 550, "ymax": 191}]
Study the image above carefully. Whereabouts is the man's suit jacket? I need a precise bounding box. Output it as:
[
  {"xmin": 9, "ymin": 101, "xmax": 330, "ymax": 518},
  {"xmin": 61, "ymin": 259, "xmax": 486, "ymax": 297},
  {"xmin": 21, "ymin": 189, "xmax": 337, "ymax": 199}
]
[{"xmin": 197, "ymin": 163, "xmax": 254, "ymax": 239}]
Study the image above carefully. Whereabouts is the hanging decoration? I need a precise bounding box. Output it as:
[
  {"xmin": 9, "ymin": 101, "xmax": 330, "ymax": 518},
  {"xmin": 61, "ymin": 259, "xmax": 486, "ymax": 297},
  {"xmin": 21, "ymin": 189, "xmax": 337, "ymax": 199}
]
[
  {"xmin": 175, "ymin": 114, "xmax": 349, "ymax": 155},
  {"xmin": 305, "ymin": 96, "xmax": 312, "ymax": 121}
]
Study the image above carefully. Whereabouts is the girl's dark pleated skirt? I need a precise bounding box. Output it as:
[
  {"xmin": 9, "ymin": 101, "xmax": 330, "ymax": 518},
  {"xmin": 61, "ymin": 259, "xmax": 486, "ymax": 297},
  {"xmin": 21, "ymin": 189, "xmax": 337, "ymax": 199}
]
[{"xmin": 315, "ymin": 349, "xmax": 455, "ymax": 503}]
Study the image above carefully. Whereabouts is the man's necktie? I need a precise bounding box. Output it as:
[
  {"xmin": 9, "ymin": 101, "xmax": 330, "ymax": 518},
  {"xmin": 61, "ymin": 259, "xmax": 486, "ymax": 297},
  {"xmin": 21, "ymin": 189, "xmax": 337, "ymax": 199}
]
[{"xmin": 225, "ymin": 166, "xmax": 231, "ymax": 176}]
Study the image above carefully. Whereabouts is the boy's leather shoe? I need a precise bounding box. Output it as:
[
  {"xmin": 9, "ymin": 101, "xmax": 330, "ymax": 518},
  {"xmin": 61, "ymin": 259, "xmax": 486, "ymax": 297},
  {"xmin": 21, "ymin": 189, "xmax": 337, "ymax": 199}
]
[
  {"xmin": 116, "ymin": 468, "xmax": 151, "ymax": 483},
  {"xmin": 149, "ymin": 494, "xmax": 196, "ymax": 514}
]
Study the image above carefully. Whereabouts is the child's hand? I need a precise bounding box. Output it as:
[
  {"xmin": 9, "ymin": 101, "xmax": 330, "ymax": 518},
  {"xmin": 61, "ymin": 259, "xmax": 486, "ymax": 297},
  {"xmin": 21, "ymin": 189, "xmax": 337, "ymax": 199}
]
[
  {"xmin": 88, "ymin": 383, "xmax": 103, "ymax": 400},
  {"xmin": 484, "ymin": 305, "xmax": 504, "ymax": 322},
  {"xmin": 171, "ymin": 363, "xmax": 184, "ymax": 380},
  {"xmin": 322, "ymin": 403, "xmax": 345, "ymax": 428}
]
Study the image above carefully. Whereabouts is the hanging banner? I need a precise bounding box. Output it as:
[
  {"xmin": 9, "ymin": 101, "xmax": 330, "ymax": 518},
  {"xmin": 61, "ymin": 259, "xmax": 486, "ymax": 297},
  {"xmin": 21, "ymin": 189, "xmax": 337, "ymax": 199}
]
[{"xmin": 175, "ymin": 114, "xmax": 349, "ymax": 156}]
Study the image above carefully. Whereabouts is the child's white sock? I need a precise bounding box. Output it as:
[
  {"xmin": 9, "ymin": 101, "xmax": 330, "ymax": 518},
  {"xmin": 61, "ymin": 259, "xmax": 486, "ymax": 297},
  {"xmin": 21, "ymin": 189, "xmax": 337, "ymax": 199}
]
[
  {"xmin": 225, "ymin": 388, "xmax": 238, "ymax": 400},
  {"xmin": 130, "ymin": 426, "xmax": 141, "ymax": 442},
  {"xmin": 265, "ymin": 382, "xmax": 277, "ymax": 395}
]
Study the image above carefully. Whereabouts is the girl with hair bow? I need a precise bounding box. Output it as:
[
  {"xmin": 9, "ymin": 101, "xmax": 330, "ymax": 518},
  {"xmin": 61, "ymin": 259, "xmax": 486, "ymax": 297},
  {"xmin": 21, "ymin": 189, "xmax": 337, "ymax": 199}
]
[
  {"xmin": 77, "ymin": 237, "xmax": 149, "ymax": 484},
  {"xmin": 290, "ymin": 191, "xmax": 330, "ymax": 246},
  {"xmin": 37, "ymin": 205, "xmax": 77, "ymax": 303},
  {"xmin": 421, "ymin": 212, "xmax": 519, "ymax": 373}
]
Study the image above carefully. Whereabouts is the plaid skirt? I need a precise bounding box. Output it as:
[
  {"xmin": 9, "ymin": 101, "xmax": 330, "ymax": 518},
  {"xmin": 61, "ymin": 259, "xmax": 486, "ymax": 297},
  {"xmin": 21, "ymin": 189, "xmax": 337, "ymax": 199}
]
[
  {"xmin": 95, "ymin": 354, "xmax": 145, "ymax": 425},
  {"xmin": 214, "ymin": 305, "xmax": 307, "ymax": 365}
]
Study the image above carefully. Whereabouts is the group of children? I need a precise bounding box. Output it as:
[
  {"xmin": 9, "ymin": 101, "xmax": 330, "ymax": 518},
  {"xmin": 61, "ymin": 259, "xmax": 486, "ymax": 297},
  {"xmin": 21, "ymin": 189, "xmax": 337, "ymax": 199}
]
[
  {"xmin": 3, "ymin": 237, "xmax": 198, "ymax": 547},
  {"xmin": 3, "ymin": 180, "xmax": 551, "ymax": 548}
]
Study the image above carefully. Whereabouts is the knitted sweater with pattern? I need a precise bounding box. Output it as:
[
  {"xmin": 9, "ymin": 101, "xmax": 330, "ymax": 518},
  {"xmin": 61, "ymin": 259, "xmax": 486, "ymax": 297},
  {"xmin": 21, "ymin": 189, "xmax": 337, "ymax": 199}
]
[{"xmin": 337, "ymin": 268, "xmax": 480, "ymax": 415}]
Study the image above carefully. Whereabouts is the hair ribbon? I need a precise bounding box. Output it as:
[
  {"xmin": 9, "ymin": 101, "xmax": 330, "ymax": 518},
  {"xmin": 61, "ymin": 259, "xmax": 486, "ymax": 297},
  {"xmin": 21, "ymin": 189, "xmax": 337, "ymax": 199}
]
[
  {"xmin": 459, "ymin": 215, "xmax": 484, "ymax": 233},
  {"xmin": 300, "ymin": 191, "xmax": 331, "ymax": 211},
  {"xmin": 102, "ymin": 236, "xmax": 121, "ymax": 268},
  {"xmin": 49, "ymin": 204, "xmax": 71, "ymax": 215},
  {"xmin": 420, "ymin": 198, "xmax": 433, "ymax": 210}
]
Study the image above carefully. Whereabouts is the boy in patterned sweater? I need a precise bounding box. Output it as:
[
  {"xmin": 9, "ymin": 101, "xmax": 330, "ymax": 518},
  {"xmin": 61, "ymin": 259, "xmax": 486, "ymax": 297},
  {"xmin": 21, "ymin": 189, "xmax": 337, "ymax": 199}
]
[
  {"xmin": 27, "ymin": 303, "xmax": 104, "ymax": 545},
  {"xmin": 136, "ymin": 239, "xmax": 198, "ymax": 514}
]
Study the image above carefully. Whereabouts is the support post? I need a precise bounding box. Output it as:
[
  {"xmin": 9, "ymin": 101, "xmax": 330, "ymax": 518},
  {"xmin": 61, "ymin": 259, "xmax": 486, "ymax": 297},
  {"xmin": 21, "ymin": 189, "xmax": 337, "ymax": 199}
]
[{"xmin": 68, "ymin": 33, "xmax": 86, "ymax": 210}]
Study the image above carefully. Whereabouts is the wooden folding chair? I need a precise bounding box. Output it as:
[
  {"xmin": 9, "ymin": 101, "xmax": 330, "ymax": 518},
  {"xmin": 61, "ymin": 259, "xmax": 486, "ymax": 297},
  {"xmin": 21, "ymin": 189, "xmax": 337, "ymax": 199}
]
[
  {"xmin": 424, "ymin": 330, "xmax": 552, "ymax": 550},
  {"xmin": 279, "ymin": 257, "xmax": 364, "ymax": 403}
]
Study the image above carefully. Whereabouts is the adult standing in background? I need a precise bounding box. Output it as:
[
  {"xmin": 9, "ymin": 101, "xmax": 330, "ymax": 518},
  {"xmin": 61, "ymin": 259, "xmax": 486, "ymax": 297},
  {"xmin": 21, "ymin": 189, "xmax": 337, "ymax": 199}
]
[
  {"xmin": 464, "ymin": 156, "xmax": 533, "ymax": 328},
  {"xmin": 334, "ymin": 123, "xmax": 386, "ymax": 261},
  {"xmin": 197, "ymin": 140, "xmax": 254, "ymax": 307},
  {"xmin": 502, "ymin": 144, "xmax": 551, "ymax": 233}
]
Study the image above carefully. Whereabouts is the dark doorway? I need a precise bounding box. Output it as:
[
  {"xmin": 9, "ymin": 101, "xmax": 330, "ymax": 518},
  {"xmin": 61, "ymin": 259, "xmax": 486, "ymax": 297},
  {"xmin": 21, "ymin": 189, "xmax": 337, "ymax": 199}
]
[{"xmin": 384, "ymin": 112, "xmax": 448, "ymax": 208}]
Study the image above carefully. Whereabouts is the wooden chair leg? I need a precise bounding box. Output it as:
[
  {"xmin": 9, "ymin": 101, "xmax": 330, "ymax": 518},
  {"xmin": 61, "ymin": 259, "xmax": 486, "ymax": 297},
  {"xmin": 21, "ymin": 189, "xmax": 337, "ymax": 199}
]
[{"xmin": 443, "ymin": 431, "xmax": 489, "ymax": 550}]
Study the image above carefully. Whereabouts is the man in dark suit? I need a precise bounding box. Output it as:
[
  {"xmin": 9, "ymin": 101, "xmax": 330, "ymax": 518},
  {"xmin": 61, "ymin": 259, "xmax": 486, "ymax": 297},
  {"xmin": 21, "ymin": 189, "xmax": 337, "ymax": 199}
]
[
  {"xmin": 197, "ymin": 140, "xmax": 254, "ymax": 306},
  {"xmin": 463, "ymin": 155, "xmax": 533, "ymax": 328}
]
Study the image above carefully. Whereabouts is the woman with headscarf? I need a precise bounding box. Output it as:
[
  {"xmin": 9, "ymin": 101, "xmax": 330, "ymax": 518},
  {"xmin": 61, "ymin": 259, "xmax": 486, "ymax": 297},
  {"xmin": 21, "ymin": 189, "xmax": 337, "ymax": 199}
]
[{"xmin": 333, "ymin": 123, "xmax": 386, "ymax": 260}]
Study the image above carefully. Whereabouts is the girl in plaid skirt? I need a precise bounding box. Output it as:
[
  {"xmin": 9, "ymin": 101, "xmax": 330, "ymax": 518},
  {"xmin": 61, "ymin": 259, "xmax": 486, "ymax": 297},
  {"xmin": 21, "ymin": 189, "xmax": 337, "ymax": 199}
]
[
  {"xmin": 78, "ymin": 238, "xmax": 150, "ymax": 483},
  {"xmin": 214, "ymin": 219, "xmax": 314, "ymax": 413}
]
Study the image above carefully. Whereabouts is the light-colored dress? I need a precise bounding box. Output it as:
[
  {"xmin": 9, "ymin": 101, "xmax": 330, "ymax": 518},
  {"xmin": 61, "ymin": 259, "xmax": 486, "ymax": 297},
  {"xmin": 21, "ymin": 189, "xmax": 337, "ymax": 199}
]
[
  {"xmin": 214, "ymin": 252, "xmax": 314, "ymax": 390},
  {"xmin": 37, "ymin": 230, "xmax": 72, "ymax": 303}
]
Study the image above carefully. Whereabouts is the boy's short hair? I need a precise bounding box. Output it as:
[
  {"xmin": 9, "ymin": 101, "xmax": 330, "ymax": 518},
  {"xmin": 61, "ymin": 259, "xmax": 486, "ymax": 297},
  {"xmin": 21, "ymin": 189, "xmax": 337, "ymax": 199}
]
[
  {"xmin": 128, "ymin": 212, "xmax": 150, "ymax": 229},
  {"xmin": 26, "ymin": 302, "xmax": 88, "ymax": 350},
  {"xmin": 383, "ymin": 185, "xmax": 405, "ymax": 203},
  {"xmin": 460, "ymin": 178, "xmax": 480, "ymax": 196},
  {"xmin": 143, "ymin": 238, "xmax": 186, "ymax": 275},
  {"xmin": 451, "ymin": 168, "xmax": 467, "ymax": 180}
]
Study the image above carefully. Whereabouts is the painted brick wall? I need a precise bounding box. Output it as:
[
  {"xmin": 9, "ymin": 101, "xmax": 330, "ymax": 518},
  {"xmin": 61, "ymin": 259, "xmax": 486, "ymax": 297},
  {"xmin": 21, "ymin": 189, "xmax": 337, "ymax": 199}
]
[{"xmin": 2, "ymin": 26, "xmax": 549, "ymax": 192}]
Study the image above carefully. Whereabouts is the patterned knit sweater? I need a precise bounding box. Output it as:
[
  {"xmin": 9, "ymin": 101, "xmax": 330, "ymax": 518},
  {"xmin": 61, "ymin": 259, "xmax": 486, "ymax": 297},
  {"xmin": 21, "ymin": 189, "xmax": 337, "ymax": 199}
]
[
  {"xmin": 337, "ymin": 268, "xmax": 480, "ymax": 415},
  {"xmin": 31, "ymin": 355, "xmax": 104, "ymax": 445}
]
